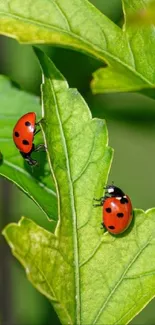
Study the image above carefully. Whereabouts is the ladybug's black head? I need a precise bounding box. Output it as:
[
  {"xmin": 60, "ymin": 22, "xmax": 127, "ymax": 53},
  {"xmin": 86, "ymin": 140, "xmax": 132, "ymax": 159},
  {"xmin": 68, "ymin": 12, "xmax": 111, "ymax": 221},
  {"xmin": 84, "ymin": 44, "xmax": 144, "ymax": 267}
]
[{"xmin": 105, "ymin": 185, "xmax": 125, "ymax": 198}]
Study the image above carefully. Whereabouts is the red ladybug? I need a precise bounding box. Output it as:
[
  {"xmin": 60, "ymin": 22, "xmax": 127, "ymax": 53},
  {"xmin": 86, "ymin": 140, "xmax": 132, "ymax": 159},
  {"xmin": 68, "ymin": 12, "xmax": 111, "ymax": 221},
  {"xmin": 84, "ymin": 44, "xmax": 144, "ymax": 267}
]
[
  {"xmin": 94, "ymin": 185, "xmax": 133, "ymax": 235},
  {"xmin": 13, "ymin": 112, "xmax": 45, "ymax": 166}
]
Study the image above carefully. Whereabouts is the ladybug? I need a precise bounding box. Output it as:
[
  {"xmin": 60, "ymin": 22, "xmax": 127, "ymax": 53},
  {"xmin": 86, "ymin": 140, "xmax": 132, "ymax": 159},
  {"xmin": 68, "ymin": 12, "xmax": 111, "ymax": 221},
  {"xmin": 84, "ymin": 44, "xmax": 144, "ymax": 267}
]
[
  {"xmin": 94, "ymin": 185, "xmax": 133, "ymax": 235},
  {"xmin": 13, "ymin": 112, "xmax": 45, "ymax": 166}
]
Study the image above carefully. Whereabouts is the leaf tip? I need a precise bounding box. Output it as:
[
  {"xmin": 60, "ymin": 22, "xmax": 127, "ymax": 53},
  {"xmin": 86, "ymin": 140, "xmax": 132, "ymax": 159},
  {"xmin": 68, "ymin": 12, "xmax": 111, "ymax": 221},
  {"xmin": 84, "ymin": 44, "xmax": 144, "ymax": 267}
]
[{"xmin": 33, "ymin": 46, "xmax": 65, "ymax": 83}]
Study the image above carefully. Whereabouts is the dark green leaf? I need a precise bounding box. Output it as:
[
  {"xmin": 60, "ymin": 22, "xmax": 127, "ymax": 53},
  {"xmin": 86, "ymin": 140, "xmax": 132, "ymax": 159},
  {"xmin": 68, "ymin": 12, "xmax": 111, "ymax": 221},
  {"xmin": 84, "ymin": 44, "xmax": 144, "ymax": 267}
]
[{"xmin": 0, "ymin": 76, "xmax": 57, "ymax": 222}]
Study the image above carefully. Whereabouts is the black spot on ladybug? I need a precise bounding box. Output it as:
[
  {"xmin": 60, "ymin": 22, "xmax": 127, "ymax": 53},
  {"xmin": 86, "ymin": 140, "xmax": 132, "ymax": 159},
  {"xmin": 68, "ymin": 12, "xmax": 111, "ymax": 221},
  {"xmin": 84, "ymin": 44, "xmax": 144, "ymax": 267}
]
[
  {"xmin": 117, "ymin": 212, "xmax": 124, "ymax": 218},
  {"xmin": 15, "ymin": 131, "xmax": 19, "ymax": 137},
  {"xmin": 106, "ymin": 207, "xmax": 112, "ymax": 213},
  {"xmin": 22, "ymin": 139, "xmax": 29, "ymax": 145},
  {"xmin": 25, "ymin": 121, "xmax": 31, "ymax": 126},
  {"xmin": 120, "ymin": 197, "xmax": 128, "ymax": 204},
  {"xmin": 108, "ymin": 225, "xmax": 115, "ymax": 229}
]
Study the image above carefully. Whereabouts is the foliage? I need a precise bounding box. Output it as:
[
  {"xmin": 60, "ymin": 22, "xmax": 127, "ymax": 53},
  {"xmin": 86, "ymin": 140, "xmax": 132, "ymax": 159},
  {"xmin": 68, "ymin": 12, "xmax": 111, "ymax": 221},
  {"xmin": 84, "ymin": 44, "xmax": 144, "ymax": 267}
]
[
  {"xmin": 1, "ymin": 49, "xmax": 155, "ymax": 325},
  {"xmin": 0, "ymin": 76, "xmax": 57, "ymax": 225},
  {"xmin": 1, "ymin": 1, "xmax": 155, "ymax": 324},
  {"xmin": 0, "ymin": 0, "xmax": 155, "ymax": 94}
]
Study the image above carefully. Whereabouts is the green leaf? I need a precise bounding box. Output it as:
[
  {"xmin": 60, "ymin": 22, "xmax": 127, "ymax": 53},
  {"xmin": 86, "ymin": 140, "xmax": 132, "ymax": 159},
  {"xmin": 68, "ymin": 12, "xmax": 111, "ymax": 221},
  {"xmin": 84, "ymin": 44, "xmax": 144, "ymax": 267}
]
[
  {"xmin": 0, "ymin": 0, "xmax": 127, "ymax": 63},
  {"xmin": 0, "ymin": 0, "xmax": 155, "ymax": 94},
  {"xmin": 3, "ymin": 48, "xmax": 112, "ymax": 324},
  {"xmin": 3, "ymin": 49, "xmax": 155, "ymax": 325},
  {"xmin": 0, "ymin": 76, "xmax": 57, "ymax": 222},
  {"xmin": 3, "ymin": 209, "xmax": 155, "ymax": 325},
  {"xmin": 92, "ymin": 0, "xmax": 155, "ymax": 93},
  {"xmin": 127, "ymin": 0, "xmax": 155, "ymax": 26}
]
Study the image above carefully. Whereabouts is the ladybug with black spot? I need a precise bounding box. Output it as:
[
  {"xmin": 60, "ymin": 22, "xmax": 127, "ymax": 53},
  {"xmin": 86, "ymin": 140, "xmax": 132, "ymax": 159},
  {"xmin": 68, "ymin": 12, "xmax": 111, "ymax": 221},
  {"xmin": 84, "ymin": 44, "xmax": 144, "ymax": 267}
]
[
  {"xmin": 94, "ymin": 185, "xmax": 133, "ymax": 235},
  {"xmin": 13, "ymin": 112, "xmax": 45, "ymax": 166}
]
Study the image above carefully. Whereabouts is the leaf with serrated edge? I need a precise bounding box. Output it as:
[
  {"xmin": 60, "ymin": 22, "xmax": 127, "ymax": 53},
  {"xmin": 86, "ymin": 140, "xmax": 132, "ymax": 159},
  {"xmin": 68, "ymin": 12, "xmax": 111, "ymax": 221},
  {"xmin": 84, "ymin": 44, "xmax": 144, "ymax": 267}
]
[
  {"xmin": 0, "ymin": 0, "xmax": 155, "ymax": 94},
  {"xmin": 3, "ymin": 50, "xmax": 155, "ymax": 325},
  {"xmin": 0, "ymin": 76, "xmax": 57, "ymax": 222},
  {"xmin": 3, "ymin": 209, "xmax": 155, "ymax": 324},
  {"xmin": 3, "ymin": 48, "xmax": 112, "ymax": 324}
]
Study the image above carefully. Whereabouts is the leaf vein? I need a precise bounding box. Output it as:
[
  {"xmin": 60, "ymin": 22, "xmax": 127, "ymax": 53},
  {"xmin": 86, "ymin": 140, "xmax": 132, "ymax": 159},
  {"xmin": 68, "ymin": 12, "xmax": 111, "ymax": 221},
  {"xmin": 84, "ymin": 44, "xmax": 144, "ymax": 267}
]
[
  {"xmin": 49, "ymin": 81, "xmax": 81, "ymax": 324},
  {"xmin": 0, "ymin": 12, "xmax": 154, "ymax": 86},
  {"xmin": 54, "ymin": 1, "xmax": 72, "ymax": 31},
  {"xmin": 79, "ymin": 239, "xmax": 103, "ymax": 268},
  {"xmin": 124, "ymin": 269, "xmax": 155, "ymax": 279},
  {"xmin": 73, "ymin": 136, "xmax": 96, "ymax": 183},
  {"xmin": 92, "ymin": 239, "xmax": 151, "ymax": 324},
  {"xmin": 127, "ymin": 38, "xmax": 136, "ymax": 69}
]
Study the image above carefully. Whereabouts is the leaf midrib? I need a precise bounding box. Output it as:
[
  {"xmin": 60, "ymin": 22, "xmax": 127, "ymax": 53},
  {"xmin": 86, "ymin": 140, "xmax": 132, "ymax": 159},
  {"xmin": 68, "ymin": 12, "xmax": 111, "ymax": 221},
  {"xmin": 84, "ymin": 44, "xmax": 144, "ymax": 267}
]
[
  {"xmin": 0, "ymin": 11, "xmax": 154, "ymax": 86},
  {"xmin": 48, "ymin": 79, "xmax": 81, "ymax": 325}
]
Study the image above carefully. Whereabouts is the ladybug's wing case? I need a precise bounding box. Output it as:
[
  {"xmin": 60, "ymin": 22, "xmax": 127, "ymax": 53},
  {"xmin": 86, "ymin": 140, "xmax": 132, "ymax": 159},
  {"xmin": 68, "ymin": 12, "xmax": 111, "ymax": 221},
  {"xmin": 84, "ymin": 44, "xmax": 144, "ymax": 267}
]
[
  {"xmin": 13, "ymin": 112, "xmax": 36, "ymax": 154},
  {"xmin": 103, "ymin": 196, "xmax": 132, "ymax": 235}
]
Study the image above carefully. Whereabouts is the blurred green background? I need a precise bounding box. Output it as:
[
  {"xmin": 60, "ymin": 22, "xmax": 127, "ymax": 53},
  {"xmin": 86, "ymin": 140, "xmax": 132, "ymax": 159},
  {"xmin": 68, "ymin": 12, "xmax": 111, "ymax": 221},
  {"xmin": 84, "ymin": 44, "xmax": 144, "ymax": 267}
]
[{"xmin": 1, "ymin": 0, "xmax": 155, "ymax": 324}]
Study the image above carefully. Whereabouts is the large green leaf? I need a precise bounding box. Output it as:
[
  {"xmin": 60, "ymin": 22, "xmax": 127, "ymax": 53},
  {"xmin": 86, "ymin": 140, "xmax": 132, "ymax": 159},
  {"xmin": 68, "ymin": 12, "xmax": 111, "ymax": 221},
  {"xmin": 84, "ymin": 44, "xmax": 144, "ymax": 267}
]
[
  {"xmin": 3, "ymin": 48, "xmax": 112, "ymax": 324},
  {"xmin": 0, "ymin": 0, "xmax": 154, "ymax": 94},
  {"xmin": 3, "ymin": 49, "xmax": 155, "ymax": 325},
  {"xmin": 0, "ymin": 76, "xmax": 57, "ymax": 222},
  {"xmin": 3, "ymin": 211, "xmax": 155, "ymax": 324},
  {"xmin": 92, "ymin": 0, "xmax": 155, "ymax": 93},
  {"xmin": 0, "ymin": 0, "xmax": 128, "ymax": 63}
]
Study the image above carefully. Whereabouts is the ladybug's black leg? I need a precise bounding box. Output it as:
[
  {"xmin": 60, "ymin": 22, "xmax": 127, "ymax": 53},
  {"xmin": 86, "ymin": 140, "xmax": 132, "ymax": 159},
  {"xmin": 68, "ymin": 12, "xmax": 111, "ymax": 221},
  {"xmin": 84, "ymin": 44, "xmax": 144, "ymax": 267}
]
[
  {"xmin": 20, "ymin": 151, "xmax": 38, "ymax": 166},
  {"xmin": 33, "ymin": 144, "xmax": 46, "ymax": 152},
  {"xmin": 100, "ymin": 222, "xmax": 107, "ymax": 232},
  {"xmin": 35, "ymin": 118, "xmax": 43, "ymax": 126},
  {"xmin": 93, "ymin": 196, "xmax": 105, "ymax": 207},
  {"xmin": 33, "ymin": 121, "xmax": 41, "ymax": 136},
  {"xmin": 100, "ymin": 222, "xmax": 104, "ymax": 229},
  {"xmin": 93, "ymin": 197, "xmax": 103, "ymax": 201},
  {"xmin": 34, "ymin": 128, "xmax": 41, "ymax": 136},
  {"xmin": 93, "ymin": 203, "xmax": 103, "ymax": 207},
  {"xmin": 25, "ymin": 156, "xmax": 38, "ymax": 166}
]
